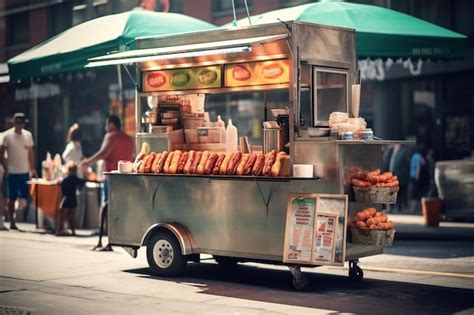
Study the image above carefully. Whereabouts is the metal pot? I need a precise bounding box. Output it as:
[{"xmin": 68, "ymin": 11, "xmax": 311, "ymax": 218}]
[{"xmin": 263, "ymin": 128, "xmax": 281, "ymax": 154}]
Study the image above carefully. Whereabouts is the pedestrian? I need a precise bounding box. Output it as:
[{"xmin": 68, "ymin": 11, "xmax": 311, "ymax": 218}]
[
  {"xmin": 385, "ymin": 144, "xmax": 411, "ymax": 212},
  {"xmin": 408, "ymin": 145, "xmax": 430, "ymax": 212},
  {"xmin": 0, "ymin": 113, "xmax": 37, "ymax": 230},
  {"xmin": 0, "ymin": 130, "xmax": 7, "ymax": 231},
  {"xmin": 57, "ymin": 162, "xmax": 84, "ymax": 236},
  {"xmin": 81, "ymin": 115, "xmax": 134, "ymax": 251},
  {"xmin": 62, "ymin": 123, "xmax": 84, "ymax": 178}
]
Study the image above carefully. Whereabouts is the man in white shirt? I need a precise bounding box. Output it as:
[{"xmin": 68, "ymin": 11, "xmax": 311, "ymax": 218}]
[{"xmin": 0, "ymin": 113, "xmax": 37, "ymax": 230}]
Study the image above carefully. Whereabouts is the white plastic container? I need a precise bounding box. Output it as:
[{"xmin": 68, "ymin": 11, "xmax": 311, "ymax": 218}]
[
  {"xmin": 216, "ymin": 115, "xmax": 226, "ymax": 143},
  {"xmin": 293, "ymin": 164, "xmax": 313, "ymax": 178},
  {"xmin": 225, "ymin": 119, "xmax": 238, "ymax": 152}
]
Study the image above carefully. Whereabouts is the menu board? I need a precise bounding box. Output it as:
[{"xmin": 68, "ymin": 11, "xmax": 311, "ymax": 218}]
[
  {"xmin": 142, "ymin": 66, "xmax": 222, "ymax": 92},
  {"xmin": 313, "ymin": 213, "xmax": 338, "ymax": 264},
  {"xmin": 283, "ymin": 194, "xmax": 347, "ymax": 266},
  {"xmin": 225, "ymin": 59, "xmax": 290, "ymax": 87},
  {"xmin": 284, "ymin": 196, "xmax": 317, "ymax": 263}
]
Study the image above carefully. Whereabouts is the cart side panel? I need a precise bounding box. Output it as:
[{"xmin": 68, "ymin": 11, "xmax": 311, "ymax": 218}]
[{"xmin": 108, "ymin": 174, "xmax": 330, "ymax": 261}]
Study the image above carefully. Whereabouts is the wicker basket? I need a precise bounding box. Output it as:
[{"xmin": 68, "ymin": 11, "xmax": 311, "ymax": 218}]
[
  {"xmin": 353, "ymin": 186, "xmax": 399, "ymax": 204},
  {"xmin": 350, "ymin": 228, "xmax": 396, "ymax": 247}
]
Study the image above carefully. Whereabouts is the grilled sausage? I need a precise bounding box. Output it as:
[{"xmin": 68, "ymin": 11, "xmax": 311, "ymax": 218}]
[
  {"xmin": 204, "ymin": 152, "xmax": 218, "ymax": 175},
  {"xmin": 143, "ymin": 152, "xmax": 157, "ymax": 173},
  {"xmin": 212, "ymin": 153, "xmax": 225, "ymax": 175},
  {"xmin": 176, "ymin": 151, "xmax": 189, "ymax": 174},
  {"xmin": 227, "ymin": 152, "xmax": 242, "ymax": 175},
  {"xmin": 262, "ymin": 150, "xmax": 276, "ymax": 176},
  {"xmin": 243, "ymin": 153, "xmax": 257, "ymax": 175},
  {"xmin": 155, "ymin": 151, "xmax": 169, "ymax": 173},
  {"xmin": 189, "ymin": 151, "xmax": 202, "ymax": 174},
  {"xmin": 151, "ymin": 152, "xmax": 163, "ymax": 173},
  {"xmin": 183, "ymin": 150, "xmax": 196, "ymax": 174},
  {"xmin": 252, "ymin": 153, "xmax": 265, "ymax": 176}
]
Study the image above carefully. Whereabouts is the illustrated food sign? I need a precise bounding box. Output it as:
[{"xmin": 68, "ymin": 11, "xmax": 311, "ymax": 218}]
[
  {"xmin": 283, "ymin": 194, "xmax": 347, "ymax": 266},
  {"xmin": 225, "ymin": 59, "xmax": 290, "ymax": 87},
  {"xmin": 142, "ymin": 66, "xmax": 221, "ymax": 92}
]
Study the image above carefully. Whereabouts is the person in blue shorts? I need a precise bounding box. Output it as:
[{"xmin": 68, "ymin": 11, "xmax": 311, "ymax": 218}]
[{"xmin": 0, "ymin": 113, "xmax": 37, "ymax": 230}]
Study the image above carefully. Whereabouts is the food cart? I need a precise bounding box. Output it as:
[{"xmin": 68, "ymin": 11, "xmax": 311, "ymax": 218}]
[{"xmin": 86, "ymin": 21, "xmax": 401, "ymax": 289}]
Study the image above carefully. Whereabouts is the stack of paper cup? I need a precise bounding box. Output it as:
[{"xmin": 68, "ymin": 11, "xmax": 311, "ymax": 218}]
[{"xmin": 352, "ymin": 84, "xmax": 361, "ymax": 118}]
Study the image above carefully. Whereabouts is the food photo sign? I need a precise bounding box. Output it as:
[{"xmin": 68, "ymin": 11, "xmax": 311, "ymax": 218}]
[
  {"xmin": 283, "ymin": 194, "xmax": 347, "ymax": 266},
  {"xmin": 143, "ymin": 66, "xmax": 222, "ymax": 92}
]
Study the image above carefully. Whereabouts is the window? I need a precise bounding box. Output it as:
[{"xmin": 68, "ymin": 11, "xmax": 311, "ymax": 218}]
[{"xmin": 6, "ymin": 12, "xmax": 29, "ymax": 46}]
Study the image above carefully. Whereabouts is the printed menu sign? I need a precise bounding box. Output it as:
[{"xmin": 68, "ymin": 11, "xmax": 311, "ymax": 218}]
[
  {"xmin": 225, "ymin": 59, "xmax": 290, "ymax": 87},
  {"xmin": 285, "ymin": 196, "xmax": 316, "ymax": 262},
  {"xmin": 283, "ymin": 194, "xmax": 347, "ymax": 266},
  {"xmin": 313, "ymin": 213, "xmax": 337, "ymax": 263},
  {"xmin": 142, "ymin": 66, "xmax": 221, "ymax": 92}
]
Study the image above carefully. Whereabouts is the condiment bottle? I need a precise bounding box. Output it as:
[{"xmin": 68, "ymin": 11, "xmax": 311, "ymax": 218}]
[
  {"xmin": 216, "ymin": 115, "xmax": 226, "ymax": 143},
  {"xmin": 225, "ymin": 119, "xmax": 238, "ymax": 152}
]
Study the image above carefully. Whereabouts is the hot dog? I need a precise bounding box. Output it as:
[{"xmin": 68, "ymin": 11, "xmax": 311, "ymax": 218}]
[
  {"xmin": 271, "ymin": 151, "xmax": 286, "ymax": 177},
  {"xmin": 189, "ymin": 151, "xmax": 202, "ymax": 174},
  {"xmin": 176, "ymin": 151, "xmax": 189, "ymax": 174},
  {"xmin": 143, "ymin": 152, "xmax": 157, "ymax": 173},
  {"xmin": 196, "ymin": 151, "xmax": 210, "ymax": 175},
  {"xmin": 236, "ymin": 154, "xmax": 250, "ymax": 175},
  {"xmin": 183, "ymin": 150, "xmax": 196, "ymax": 174},
  {"xmin": 163, "ymin": 151, "xmax": 174, "ymax": 174},
  {"xmin": 219, "ymin": 152, "xmax": 233, "ymax": 175},
  {"xmin": 137, "ymin": 155, "xmax": 147, "ymax": 173},
  {"xmin": 262, "ymin": 150, "xmax": 276, "ymax": 176},
  {"xmin": 212, "ymin": 153, "xmax": 225, "ymax": 175},
  {"xmin": 227, "ymin": 152, "xmax": 242, "ymax": 175},
  {"xmin": 168, "ymin": 150, "xmax": 182, "ymax": 174},
  {"xmin": 151, "ymin": 152, "xmax": 163, "ymax": 173},
  {"xmin": 204, "ymin": 152, "xmax": 218, "ymax": 175},
  {"xmin": 252, "ymin": 153, "xmax": 265, "ymax": 176},
  {"xmin": 155, "ymin": 151, "xmax": 169, "ymax": 173},
  {"xmin": 243, "ymin": 153, "xmax": 257, "ymax": 175}
]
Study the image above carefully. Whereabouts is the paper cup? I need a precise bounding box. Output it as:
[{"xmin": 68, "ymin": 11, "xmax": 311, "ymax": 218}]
[
  {"xmin": 293, "ymin": 164, "xmax": 314, "ymax": 178},
  {"xmin": 352, "ymin": 84, "xmax": 361, "ymax": 118}
]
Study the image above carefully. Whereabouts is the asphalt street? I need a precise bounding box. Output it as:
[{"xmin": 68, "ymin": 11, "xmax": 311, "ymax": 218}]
[{"xmin": 0, "ymin": 229, "xmax": 473, "ymax": 314}]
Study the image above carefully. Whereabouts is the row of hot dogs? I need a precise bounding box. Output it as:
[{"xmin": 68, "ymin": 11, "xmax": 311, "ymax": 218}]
[{"xmin": 133, "ymin": 149, "xmax": 287, "ymax": 177}]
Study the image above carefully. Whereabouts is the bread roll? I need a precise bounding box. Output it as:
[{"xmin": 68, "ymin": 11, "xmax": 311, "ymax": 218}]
[
  {"xmin": 196, "ymin": 151, "xmax": 210, "ymax": 175},
  {"xmin": 236, "ymin": 154, "xmax": 250, "ymax": 175},
  {"xmin": 163, "ymin": 151, "xmax": 174, "ymax": 174},
  {"xmin": 168, "ymin": 150, "xmax": 182, "ymax": 174},
  {"xmin": 270, "ymin": 151, "xmax": 286, "ymax": 177},
  {"xmin": 220, "ymin": 152, "xmax": 233, "ymax": 175}
]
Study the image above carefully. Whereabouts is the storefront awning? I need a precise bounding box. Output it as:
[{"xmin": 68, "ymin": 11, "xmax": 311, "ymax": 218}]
[
  {"xmin": 85, "ymin": 34, "xmax": 288, "ymax": 68},
  {"xmin": 225, "ymin": 2, "xmax": 468, "ymax": 60},
  {"xmin": 7, "ymin": 9, "xmax": 216, "ymax": 81}
]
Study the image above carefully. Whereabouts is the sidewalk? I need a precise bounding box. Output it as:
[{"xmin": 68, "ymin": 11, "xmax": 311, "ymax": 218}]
[{"xmin": 391, "ymin": 214, "xmax": 474, "ymax": 241}]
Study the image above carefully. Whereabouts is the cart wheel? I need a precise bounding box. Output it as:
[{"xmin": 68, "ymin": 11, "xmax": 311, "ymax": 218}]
[
  {"xmin": 147, "ymin": 231, "xmax": 186, "ymax": 277},
  {"xmin": 349, "ymin": 265, "xmax": 364, "ymax": 282},
  {"xmin": 213, "ymin": 255, "xmax": 239, "ymax": 267},
  {"xmin": 292, "ymin": 276, "xmax": 308, "ymax": 290}
]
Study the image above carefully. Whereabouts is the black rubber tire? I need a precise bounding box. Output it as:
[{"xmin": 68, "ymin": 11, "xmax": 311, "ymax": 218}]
[
  {"xmin": 213, "ymin": 255, "xmax": 239, "ymax": 267},
  {"xmin": 146, "ymin": 231, "xmax": 186, "ymax": 277},
  {"xmin": 349, "ymin": 266, "xmax": 364, "ymax": 281},
  {"xmin": 292, "ymin": 276, "xmax": 308, "ymax": 290}
]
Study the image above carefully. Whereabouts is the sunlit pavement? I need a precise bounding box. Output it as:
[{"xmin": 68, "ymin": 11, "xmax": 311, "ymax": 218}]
[{"xmin": 0, "ymin": 225, "xmax": 473, "ymax": 314}]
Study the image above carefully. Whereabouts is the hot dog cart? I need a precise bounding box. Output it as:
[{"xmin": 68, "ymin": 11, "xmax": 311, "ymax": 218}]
[{"xmin": 86, "ymin": 21, "xmax": 400, "ymax": 289}]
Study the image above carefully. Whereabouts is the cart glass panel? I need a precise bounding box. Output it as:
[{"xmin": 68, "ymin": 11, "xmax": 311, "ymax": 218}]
[{"xmin": 313, "ymin": 68, "xmax": 349, "ymax": 126}]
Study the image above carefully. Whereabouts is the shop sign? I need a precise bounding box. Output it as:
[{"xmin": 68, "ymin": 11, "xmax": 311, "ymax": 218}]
[
  {"xmin": 225, "ymin": 59, "xmax": 289, "ymax": 87},
  {"xmin": 142, "ymin": 66, "xmax": 221, "ymax": 92},
  {"xmin": 283, "ymin": 194, "xmax": 347, "ymax": 266}
]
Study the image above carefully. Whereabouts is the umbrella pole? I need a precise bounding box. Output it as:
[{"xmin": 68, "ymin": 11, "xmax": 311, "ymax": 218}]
[{"xmin": 116, "ymin": 65, "xmax": 126, "ymax": 123}]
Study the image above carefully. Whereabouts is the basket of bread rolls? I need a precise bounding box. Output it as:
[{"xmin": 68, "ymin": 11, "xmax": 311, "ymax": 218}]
[
  {"xmin": 348, "ymin": 207, "xmax": 396, "ymax": 246},
  {"xmin": 351, "ymin": 168, "xmax": 399, "ymax": 204}
]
